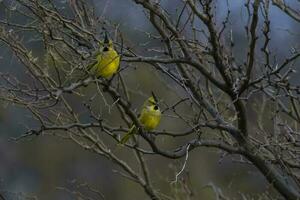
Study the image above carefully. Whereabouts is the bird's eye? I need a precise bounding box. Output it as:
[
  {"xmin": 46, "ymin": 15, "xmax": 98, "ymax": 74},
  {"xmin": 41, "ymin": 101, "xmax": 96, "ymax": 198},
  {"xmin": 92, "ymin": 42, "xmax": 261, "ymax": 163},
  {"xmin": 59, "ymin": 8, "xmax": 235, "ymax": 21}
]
[
  {"xmin": 103, "ymin": 46, "xmax": 109, "ymax": 51},
  {"xmin": 153, "ymin": 105, "xmax": 158, "ymax": 110}
]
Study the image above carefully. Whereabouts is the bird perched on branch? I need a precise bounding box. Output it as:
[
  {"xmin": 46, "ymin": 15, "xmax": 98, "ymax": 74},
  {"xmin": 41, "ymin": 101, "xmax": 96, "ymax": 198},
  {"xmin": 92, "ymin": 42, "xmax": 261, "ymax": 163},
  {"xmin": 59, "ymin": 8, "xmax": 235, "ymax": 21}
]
[
  {"xmin": 120, "ymin": 93, "xmax": 161, "ymax": 144},
  {"xmin": 88, "ymin": 32, "xmax": 120, "ymax": 78}
]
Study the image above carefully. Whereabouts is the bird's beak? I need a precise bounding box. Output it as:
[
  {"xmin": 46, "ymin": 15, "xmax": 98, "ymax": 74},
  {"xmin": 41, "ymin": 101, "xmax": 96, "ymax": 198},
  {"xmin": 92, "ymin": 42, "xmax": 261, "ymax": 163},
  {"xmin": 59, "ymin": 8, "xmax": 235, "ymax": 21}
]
[
  {"xmin": 104, "ymin": 31, "xmax": 109, "ymax": 44},
  {"xmin": 151, "ymin": 91, "xmax": 158, "ymax": 103}
]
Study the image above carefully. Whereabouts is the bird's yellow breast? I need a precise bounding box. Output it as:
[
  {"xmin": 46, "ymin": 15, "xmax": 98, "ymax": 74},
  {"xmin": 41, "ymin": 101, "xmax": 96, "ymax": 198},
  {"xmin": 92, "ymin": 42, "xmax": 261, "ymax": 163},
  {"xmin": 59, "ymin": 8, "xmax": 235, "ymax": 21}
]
[
  {"xmin": 96, "ymin": 49, "xmax": 120, "ymax": 78},
  {"xmin": 139, "ymin": 108, "xmax": 161, "ymax": 130}
]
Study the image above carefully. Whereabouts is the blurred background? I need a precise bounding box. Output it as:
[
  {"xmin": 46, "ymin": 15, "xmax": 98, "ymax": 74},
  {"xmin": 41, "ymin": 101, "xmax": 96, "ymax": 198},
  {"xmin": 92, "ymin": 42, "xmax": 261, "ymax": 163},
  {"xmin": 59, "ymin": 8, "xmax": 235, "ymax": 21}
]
[{"xmin": 0, "ymin": 0, "xmax": 299, "ymax": 199}]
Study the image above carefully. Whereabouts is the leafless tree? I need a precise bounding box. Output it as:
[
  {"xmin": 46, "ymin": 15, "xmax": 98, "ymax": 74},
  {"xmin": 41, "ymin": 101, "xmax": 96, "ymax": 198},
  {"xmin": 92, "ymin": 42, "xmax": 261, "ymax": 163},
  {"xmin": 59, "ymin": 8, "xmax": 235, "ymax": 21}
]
[{"xmin": 0, "ymin": 0, "xmax": 300, "ymax": 199}]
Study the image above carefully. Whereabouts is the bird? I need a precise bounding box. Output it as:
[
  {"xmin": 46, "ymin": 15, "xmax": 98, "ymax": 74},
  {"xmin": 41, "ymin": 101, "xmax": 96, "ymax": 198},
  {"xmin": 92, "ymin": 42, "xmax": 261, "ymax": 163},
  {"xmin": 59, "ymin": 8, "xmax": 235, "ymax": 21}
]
[
  {"xmin": 88, "ymin": 32, "xmax": 120, "ymax": 78},
  {"xmin": 120, "ymin": 93, "xmax": 161, "ymax": 144}
]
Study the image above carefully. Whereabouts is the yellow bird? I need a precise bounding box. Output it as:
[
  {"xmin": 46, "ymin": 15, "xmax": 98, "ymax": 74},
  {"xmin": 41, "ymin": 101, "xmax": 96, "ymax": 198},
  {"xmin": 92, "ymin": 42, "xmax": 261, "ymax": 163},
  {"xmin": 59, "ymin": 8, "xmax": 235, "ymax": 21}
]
[
  {"xmin": 89, "ymin": 32, "xmax": 120, "ymax": 78},
  {"xmin": 120, "ymin": 93, "xmax": 162, "ymax": 144}
]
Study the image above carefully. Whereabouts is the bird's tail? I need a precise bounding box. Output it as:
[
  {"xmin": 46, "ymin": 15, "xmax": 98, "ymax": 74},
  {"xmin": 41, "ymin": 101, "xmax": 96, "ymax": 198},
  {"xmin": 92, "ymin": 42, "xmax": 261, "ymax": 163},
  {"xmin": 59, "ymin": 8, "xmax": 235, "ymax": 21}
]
[{"xmin": 120, "ymin": 125, "xmax": 136, "ymax": 144}]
